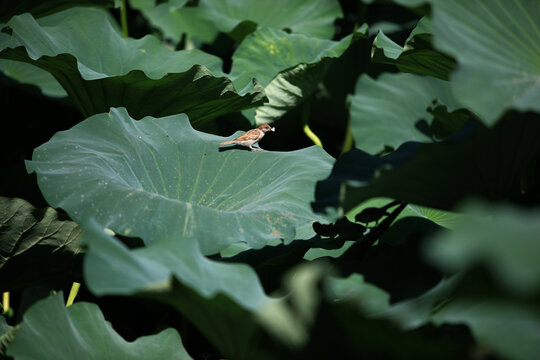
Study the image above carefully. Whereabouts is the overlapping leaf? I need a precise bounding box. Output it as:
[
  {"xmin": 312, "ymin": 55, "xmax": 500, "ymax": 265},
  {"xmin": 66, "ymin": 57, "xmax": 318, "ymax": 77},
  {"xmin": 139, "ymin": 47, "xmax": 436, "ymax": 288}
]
[
  {"xmin": 371, "ymin": 0, "xmax": 540, "ymax": 123},
  {"xmin": 429, "ymin": 0, "xmax": 540, "ymax": 123},
  {"xmin": 0, "ymin": 60, "xmax": 66, "ymax": 97},
  {"xmin": 394, "ymin": 0, "xmax": 540, "ymax": 124},
  {"xmin": 371, "ymin": 17, "xmax": 456, "ymax": 80},
  {"xmin": 230, "ymin": 27, "xmax": 364, "ymax": 124},
  {"xmin": 26, "ymin": 107, "xmax": 334, "ymax": 255},
  {"xmin": 6, "ymin": 292, "xmax": 193, "ymax": 359},
  {"xmin": 348, "ymin": 72, "xmax": 462, "ymax": 154},
  {"xmin": 325, "ymin": 204, "xmax": 540, "ymax": 360},
  {"xmin": 0, "ymin": 8, "xmax": 265, "ymax": 122},
  {"xmin": 0, "ymin": 197, "xmax": 81, "ymax": 290}
]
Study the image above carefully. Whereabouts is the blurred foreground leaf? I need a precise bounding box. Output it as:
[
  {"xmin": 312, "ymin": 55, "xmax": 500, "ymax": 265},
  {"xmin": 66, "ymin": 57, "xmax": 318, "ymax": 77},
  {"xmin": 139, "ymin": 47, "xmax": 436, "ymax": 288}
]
[
  {"xmin": 314, "ymin": 113, "xmax": 540, "ymax": 214},
  {"xmin": 427, "ymin": 202, "xmax": 540, "ymax": 295}
]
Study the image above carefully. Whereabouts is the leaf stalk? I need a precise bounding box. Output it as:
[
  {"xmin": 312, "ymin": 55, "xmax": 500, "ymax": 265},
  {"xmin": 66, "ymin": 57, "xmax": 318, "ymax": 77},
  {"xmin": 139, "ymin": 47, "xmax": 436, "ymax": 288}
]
[
  {"xmin": 302, "ymin": 99, "xmax": 323, "ymax": 148},
  {"xmin": 120, "ymin": 0, "xmax": 129, "ymax": 38}
]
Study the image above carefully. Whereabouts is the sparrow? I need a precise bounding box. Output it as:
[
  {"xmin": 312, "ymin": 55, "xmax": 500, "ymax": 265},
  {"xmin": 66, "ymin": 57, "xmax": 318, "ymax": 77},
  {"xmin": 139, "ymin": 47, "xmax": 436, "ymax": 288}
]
[{"xmin": 219, "ymin": 124, "xmax": 275, "ymax": 151}]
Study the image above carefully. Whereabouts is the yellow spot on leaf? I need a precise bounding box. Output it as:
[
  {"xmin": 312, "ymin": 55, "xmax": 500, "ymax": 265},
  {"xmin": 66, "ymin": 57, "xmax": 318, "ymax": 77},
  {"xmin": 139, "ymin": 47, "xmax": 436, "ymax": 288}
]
[
  {"xmin": 266, "ymin": 44, "xmax": 279, "ymax": 55},
  {"xmin": 124, "ymin": 228, "xmax": 132, "ymax": 235}
]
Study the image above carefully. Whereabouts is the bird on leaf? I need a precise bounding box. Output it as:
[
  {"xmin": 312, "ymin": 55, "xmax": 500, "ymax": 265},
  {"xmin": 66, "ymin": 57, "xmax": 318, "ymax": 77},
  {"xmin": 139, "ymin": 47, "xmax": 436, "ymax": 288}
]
[{"xmin": 219, "ymin": 124, "xmax": 275, "ymax": 151}]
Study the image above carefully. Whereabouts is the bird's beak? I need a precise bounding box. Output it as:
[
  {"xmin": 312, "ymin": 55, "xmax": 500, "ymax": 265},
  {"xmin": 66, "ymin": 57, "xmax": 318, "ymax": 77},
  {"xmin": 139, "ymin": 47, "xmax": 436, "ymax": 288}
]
[{"xmin": 270, "ymin": 127, "xmax": 275, "ymax": 132}]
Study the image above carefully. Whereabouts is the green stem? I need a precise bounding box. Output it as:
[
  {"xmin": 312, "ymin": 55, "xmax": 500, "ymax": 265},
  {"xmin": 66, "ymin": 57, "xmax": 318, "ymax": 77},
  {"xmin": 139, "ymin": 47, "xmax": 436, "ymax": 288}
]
[
  {"xmin": 341, "ymin": 116, "xmax": 354, "ymax": 154},
  {"xmin": 120, "ymin": 0, "xmax": 129, "ymax": 38},
  {"xmin": 66, "ymin": 282, "xmax": 81, "ymax": 307},
  {"xmin": 2, "ymin": 292, "xmax": 9, "ymax": 314},
  {"xmin": 184, "ymin": 35, "xmax": 195, "ymax": 50},
  {"xmin": 302, "ymin": 99, "xmax": 323, "ymax": 148},
  {"xmin": 303, "ymin": 124, "xmax": 323, "ymax": 147}
]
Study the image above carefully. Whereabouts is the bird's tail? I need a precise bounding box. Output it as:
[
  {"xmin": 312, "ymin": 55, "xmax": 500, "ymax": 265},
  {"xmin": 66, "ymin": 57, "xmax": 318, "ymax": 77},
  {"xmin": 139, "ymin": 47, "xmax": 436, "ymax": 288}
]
[{"xmin": 220, "ymin": 140, "xmax": 235, "ymax": 146}]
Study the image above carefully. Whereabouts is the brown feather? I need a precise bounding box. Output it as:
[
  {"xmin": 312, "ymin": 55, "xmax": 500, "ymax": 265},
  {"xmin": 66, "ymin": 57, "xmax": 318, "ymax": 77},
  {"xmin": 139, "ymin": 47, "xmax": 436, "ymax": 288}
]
[
  {"xmin": 233, "ymin": 129, "xmax": 263, "ymax": 141},
  {"xmin": 219, "ymin": 124, "xmax": 275, "ymax": 151}
]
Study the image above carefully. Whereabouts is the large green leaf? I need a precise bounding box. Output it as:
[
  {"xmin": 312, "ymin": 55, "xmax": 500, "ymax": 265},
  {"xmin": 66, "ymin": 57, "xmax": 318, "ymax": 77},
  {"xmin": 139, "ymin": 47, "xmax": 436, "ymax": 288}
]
[
  {"xmin": 0, "ymin": 197, "xmax": 81, "ymax": 290},
  {"xmin": 371, "ymin": 17, "xmax": 456, "ymax": 80},
  {"xmin": 314, "ymin": 113, "xmax": 540, "ymax": 214},
  {"xmin": 344, "ymin": 199, "xmax": 540, "ymax": 360},
  {"xmin": 348, "ymin": 72, "xmax": 461, "ymax": 154},
  {"xmin": 0, "ymin": 0, "xmax": 115, "ymax": 23},
  {"xmin": 408, "ymin": 201, "xmax": 540, "ymax": 360},
  {"xmin": 426, "ymin": 0, "xmax": 540, "ymax": 124},
  {"xmin": 260, "ymin": 262, "xmax": 466, "ymax": 359},
  {"xmin": 0, "ymin": 8, "xmax": 265, "ymax": 123},
  {"xmin": 26, "ymin": 107, "xmax": 334, "ymax": 255},
  {"xmin": 378, "ymin": 274, "xmax": 540, "ymax": 360},
  {"xmin": 197, "ymin": 0, "xmax": 343, "ymax": 40},
  {"xmin": 6, "ymin": 292, "xmax": 193, "ymax": 360},
  {"xmin": 230, "ymin": 27, "xmax": 363, "ymax": 124},
  {"xmin": 424, "ymin": 202, "xmax": 540, "ymax": 360},
  {"xmin": 372, "ymin": 0, "xmax": 540, "ymax": 123},
  {"xmin": 0, "ymin": 59, "xmax": 66, "ymax": 97}
]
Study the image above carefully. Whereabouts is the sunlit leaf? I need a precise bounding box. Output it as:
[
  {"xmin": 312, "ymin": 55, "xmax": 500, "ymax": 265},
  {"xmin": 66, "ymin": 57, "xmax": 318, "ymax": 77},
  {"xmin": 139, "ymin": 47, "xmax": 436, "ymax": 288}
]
[
  {"xmin": 430, "ymin": 0, "xmax": 540, "ymax": 123},
  {"xmin": 26, "ymin": 107, "xmax": 334, "ymax": 255},
  {"xmin": 348, "ymin": 72, "xmax": 462, "ymax": 154},
  {"xmin": 230, "ymin": 27, "xmax": 364, "ymax": 124},
  {"xmin": 0, "ymin": 8, "xmax": 265, "ymax": 123}
]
